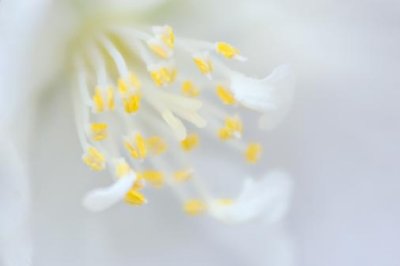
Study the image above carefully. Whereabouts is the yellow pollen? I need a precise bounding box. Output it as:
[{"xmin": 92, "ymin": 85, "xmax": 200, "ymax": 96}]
[
  {"xmin": 150, "ymin": 67, "xmax": 177, "ymax": 86},
  {"xmin": 123, "ymin": 94, "xmax": 141, "ymax": 114},
  {"xmin": 160, "ymin": 25, "xmax": 175, "ymax": 49},
  {"xmin": 218, "ymin": 116, "xmax": 243, "ymax": 140},
  {"xmin": 193, "ymin": 56, "xmax": 213, "ymax": 75},
  {"xmin": 129, "ymin": 73, "xmax": 141, "ymax": 90},
  {"xmin": 181, "ymin": 80, "xmax": 200, "ymax": 97},
  {"xmin": 245, "ymin": 143, "xmax": 262, "ymax": 163},
  {"xmin": 92, "ymin": 88, "xmax": 105, "ymax": 113},
  {"xmin": 132, "ymin": 173, "xmax": 145, "ymax": 190},
  {"xmin": 218, "ymin": 128, "xmax": 232, "ymax": 140},
  {"xmin": 141, "ymin": 170, "xmax": 164, "ymax": 188},
  {"xmin": 146, "ymin": 136, "xmax": 167, "ymax": 155},
  {"xmin": 181, "ymin": 134, "xmax": 200, "ymax": 151},
  {"xmin": 173, "ymin": 169, "xmax": 193, "ymax": 183},
  {"xmin": 106, "ymin": 87, "xmax": 115, "ymax": 111},
  {"xmin": 124, "ymin": 133, "xmax": 148, "ymax": 160},
  {"xmin": 184, "ymin": 199, "xmax": 206, "ymax": 216},
  {"xmin": 217, "ymin": 198, "xmax": 234, "ymax": 206},
  {"xmin": 82, "ymin": 146, "xmax": 106, "ymax": 171},
  {"xmin": 125, "ymin": 190, "xmax": 146, "ymax": 206},
  {"xmin": 147, "ymin": 40, "xmax": 170, "ymax": 59},
  {"xmin": 216, "ymin": 42, "xmax": 240, "ymax": 59},
  {"xmin": 216, "ymin": 85, "xmax": 236, "ymax": 105},
  {"xmin": 115, "ymin": 160, "xmax": 132, "ymax": 178},
  {"xmin": 90, "ymin": 123, "xmax": 108, "ymax": 141},
  {"xmin": 118, "ymin": 79, "xmax": 129, "ymax": 95}
]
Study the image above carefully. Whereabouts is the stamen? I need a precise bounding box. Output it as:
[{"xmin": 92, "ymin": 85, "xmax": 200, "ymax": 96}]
[
  {"xmin": 149, "ymin": 65, "xmax": 178, "ymax": 87},
  {"xmin": 181, "ymin": 134, "xmax": 200, "ymax": 151},
  {"xmin": 174, "ymin": 169, "xmax": 193, "ymax": 183},
  {"xmin": 218, "ymin": 116, "xmax": 243, "ymax": 140},
  {"xmin": 216, "ymin": 198, "xmax": 234, "ymax": 206},
  {"xmin": 90, "ymin": 123, "xmax": 108, "ymax": 141},
  {"xmin": 146, "ymin": 136, "xmax": 168, "ymax": 155},
  {"xmin": 82, "ymin": 146, "xmax": 106, "ymax": 171},
  {"xmin": 215, "ymin": 42, "xmax": 246, "ymax": 61},
  {"xmin": 130, "ymin": 73, "xmax": 142, "ymax": 90},
  {"xmin": 92, "ymin": 87, "xmax": 105, "ymax": 113},
  {"xmin": 147, "ymin": 38, "xmax": 172, "ymax": 59},
  {"xmin": 216, "ymin": 85, "xmax": 236, "ymax": 105},
  {"xmin": 181, "ymin": 80, "xmax": 200, "ymax": 97},
  {"xmin": 122, "ymin": 94, "xmax": 141, "ymax": 114},
  {"xmin": 141, "ymin": 170, "xmax": 164, "ymax": 188},
  {"xmin": 124, "ymin": 133, "xmax": 148, "ymax": 160},
  {"xmin": 184, "ymin": 199, "xmax": 206, "ymax": 215},
  {"xmin": 245, "ymin": 143, "xmax": 262, "ymax": 163},
  {"xmin": 106, "ymin": 87, "xmax": 115, "ymax": 110},
  {"xmin": 153, "ymin": 25, "xmax": 175, "ymax": 49},
  {"xmin": 125, "ymin": 190, "xmax": 147, "ymax": 205},
  {"xmin": 193, "ymin": 53, "xmax": 213, "ymax": 77}
]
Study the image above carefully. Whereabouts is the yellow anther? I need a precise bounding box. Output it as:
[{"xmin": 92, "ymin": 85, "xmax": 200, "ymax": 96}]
[
  {"xmin": 123, "ymin": 94, "xmax": 141, "ymax": 114},
  {"xmin": 129, "ymin": 73, "xmax": 141, "ymax": 90},
  {"xmin": 118, "ymin": 79, "xmax": 129, "ymax": 95},
  {"xmin": 184, "ymin": 199, "xmax": 206, "ymax": 216},
  {"xmin": 115, "ymin": 160, "xmax": 132, "ymax": 178},
  {"xmin": 150, "ymin": 67, "xmax": 177, "ymax": 86},
  {"xmin": 245, "ymin": 143, "xmax": 262, "ymax": 163},
  {"xmin": 158, "ymin": 25, "xmax": 175, "ymax": 49},
  {"xmin": 132, "ymin": 178, "xmax": 145, "ymax": 191},
  {"xmin": 92, "ymin": 88, "xmax": 105, "ymax": 113},
  {"xmin": 173, "ymin": 169, "xmax": 193, "ymax": 183},
  {"xmin": 124, "ymin": 133, "xmax": 147, "ymax": 160},
  {"xmin": 106, "ymin": 87, "xmax": 115, "ymax": 111},
  {"xmin": 181, "ymin": 80, "xmax": 200, "ymax": 97},
  {"xmin": 217, "ymin": 198, "xmax": 234, "ymax": 206},
  {"xmin": 90, "ymin": 123, "xmax": 108, "ymax": 141},
  {"xmin": 225, "ymin": 117, "xmax": 243, "ymax": 132},
  {"xmin": 141, "ymin": 170, "xmax": 164, "ymax": 188},
  {"xmin": 218, "ymin": 127, "xmax": 232, "ymax": 140},
  {"xmin": 135, "ymin": 133, "xmax": 147, "ymax": 159},
  {"xmin": 92, "ymin": 87, "xmax": 115, "ymax": 113},
  {"xmin": 181, "ymin": 134, "xmax": 200, "ymax": 151},
  {"xmin": 125, "ymin": 190, "xmax": 146, "ymax": 206},
  {"xmin": 146, "ymin": 136, "xmax": 167, "ymax": 155},
  {"xmin": 147, "ymin": 39, "xmax": 170, "ymax": 59},
  {"xmin": 193, "ymin": 56, "xmax": 213, "ymax": 75},
  {"xmin": 218, "ymin": 116, "xmax": 243, "ymax": 140},
  {"xmin": 82, "ymin": 146, "xmax": 106, "ymax": 171},
  {"xmin": 216, "ymin": 85, "xmax": 236, "ymax": 105},
  {"xmin": 216, "ymin": 42, "xmax": 240, "ymax": 59}
]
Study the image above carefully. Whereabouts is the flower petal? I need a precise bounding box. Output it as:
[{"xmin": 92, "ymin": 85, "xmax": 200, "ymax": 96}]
[
  {"xmin": 209, "ymin": 170, "xmax": 293, "ymax": 224},
  {"xmin": 231, "ymin": 65, "xmax": 295, "ymax": 130},
  {"xmin": 0, "ymin": 136, "xmax": 31, "ymax": 266},
  {"xmin": 82, "ymin": 173, "xmax": 137, "ymax": 212}
]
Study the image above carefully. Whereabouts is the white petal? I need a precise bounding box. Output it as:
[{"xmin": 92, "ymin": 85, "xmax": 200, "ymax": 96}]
[
  {"xmin": 0, "ymin": 136, "xmax": 31, "ymax": 266},
  {"xmin": 209, "ymin": 170, "xmax": 293, "ymax": 224},
  {"xmin": 230, "ymin": 65, "xmax": 295, "ymax": 130},
  {"xmin": 82, "ymin": 173, "xmax": 137, "ymax": 212}
]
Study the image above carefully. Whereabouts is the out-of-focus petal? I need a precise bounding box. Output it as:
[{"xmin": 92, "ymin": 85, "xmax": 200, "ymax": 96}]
[
  {"xmin": 0, "ymin": 136, "xmax": 31, "ymax": 266},
  {"xmin": 209, "ymin": 170, "xmax": 293, "ymax": 224},
  {"xmin": 231, "ymin": 65, "xmax": 295, "ymax": 130}
]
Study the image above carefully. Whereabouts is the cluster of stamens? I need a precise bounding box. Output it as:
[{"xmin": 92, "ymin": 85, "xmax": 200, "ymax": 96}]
[{"xmin": 74, "ymin": 24, "xmax": 264, "ymax": 216}]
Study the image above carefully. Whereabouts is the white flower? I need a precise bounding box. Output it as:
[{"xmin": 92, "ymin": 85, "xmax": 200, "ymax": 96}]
[{"xmin": 0, "ymin": 0, "xmax": 295, "ymax": 264}]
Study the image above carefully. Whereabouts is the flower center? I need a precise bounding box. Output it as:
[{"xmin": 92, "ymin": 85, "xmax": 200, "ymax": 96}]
[{"xmin": 71, "ymin": 18, "xmax": 267, "ymax": 215}]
